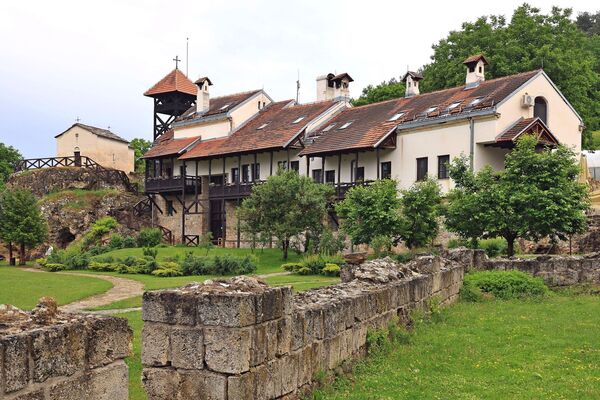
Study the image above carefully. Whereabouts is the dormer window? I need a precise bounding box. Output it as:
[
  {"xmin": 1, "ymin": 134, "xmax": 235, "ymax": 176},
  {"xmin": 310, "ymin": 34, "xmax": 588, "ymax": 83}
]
[
  {"xmin": 256, "ymin": 122, "xmax": 270, "ymax": 130},
  {"xmin": 388, "ymin": 112, "xmax": 405, "ymax": 121},
  {"xmin": 447, "ymin": 102, "xmax": 461, "ymax": 111},
  {"xmin": 339, "ymin": 121, "xmax": 353, "ymax": 129},
  {"xmin": 425, "ymin": 106, "xmax": 437, "ymax": 114},
  {"xmin": 292, "ymin": 116, "xmax": 305, "ymax": 124},
  {"xmin": 469, "ymin": 97, "xmax": 484, "ymax": 107},
  {"xmin": 322, "ymin": 123, "xmax": 336, "ymax": 132},
  {"xmin": 219, "ymin": 103, "xmax": 231, "ymax": 110}
]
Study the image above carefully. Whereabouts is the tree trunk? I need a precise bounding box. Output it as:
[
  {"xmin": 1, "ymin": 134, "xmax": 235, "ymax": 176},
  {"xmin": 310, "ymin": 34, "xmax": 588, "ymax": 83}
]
[
  {"xmin": 569, "ymin": 235, "xmax": 573, "ymax": 255},
  {"xmin": 8, "ymin": 242, "xmax": 15, "ymax": 266},
  {"xmin": 506, "ymin": 236, "xmax": 515, "ymax": 257},
  {"xmin": 283, "ymin": 238, "xmax": 289, "ymax": 260},
  {"xmin": 304, "ymin": 233, "xmax": 311, "ymax": 254},
  {"xmin": 19, "ymin": 242, "xmax": 26, "ymax": 265}
]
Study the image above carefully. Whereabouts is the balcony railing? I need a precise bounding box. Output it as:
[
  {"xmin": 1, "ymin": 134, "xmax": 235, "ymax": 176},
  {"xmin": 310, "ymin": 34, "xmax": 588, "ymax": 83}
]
[
  {"xmin": 208, "ymin": 181, "xmax": 261, "ymax": 199},
  {"xmin": 145, "ymin": 175, "xmax": 201, "ymax": 193}
]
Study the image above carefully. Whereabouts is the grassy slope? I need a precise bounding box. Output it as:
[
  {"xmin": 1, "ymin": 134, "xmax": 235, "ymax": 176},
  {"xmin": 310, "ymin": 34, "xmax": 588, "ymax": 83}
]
[
  {"xmin": 317, "ymin": 294, "xmax": 600, "ymax": 400},
  {"xmin": 0, "ymin": 265, "xmax": 113, "ymax": 310}
]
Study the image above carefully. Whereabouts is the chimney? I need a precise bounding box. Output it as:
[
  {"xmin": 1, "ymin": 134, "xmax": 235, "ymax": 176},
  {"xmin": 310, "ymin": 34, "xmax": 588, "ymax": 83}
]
[
  {"xmin": 401, "ymin": 71, "xmax": 423, "ymax": 97},
  {"xmin": 194, "ymin": 77, "xmax": 212, "ymax": 113},
  {"xmin": 316, "ymin": 72, "xmax": 353, "ymax": 101},
  {"xmin": 463, "ymin": 55, "xmax": 488, "ymax": 87}
]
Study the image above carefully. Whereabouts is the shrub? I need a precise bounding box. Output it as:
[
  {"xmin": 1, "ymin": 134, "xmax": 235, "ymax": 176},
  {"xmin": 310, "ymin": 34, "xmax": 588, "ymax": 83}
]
[
  {"xmin": 462, "ymin": 270, "xmax": 548, "ymax": 300},
  {"xmin": 151, "ymin": 262, "xmax": 183, "ymax": 277},
  {"xmin": 181, "ymin": 253, "xmax": 213, "ymax": 275},
  {"xmin": 141, "ymin": 257, "xmax": 160, "ymax": 274},
  {"xmin": 47, "ymin": 248, "xmax": 89, "ymax": 270},
  {"xmin": 282, "ymin": 262, "xmax": 303, "ymax": 272},
  {"xmin": 297, "ymin": 266, "xmax": 312, "ymax": 275},
  {"xmin": 318, "ymin": 228, "xmax": 345, "ymax": 256},
  {"xmin": 108, "ymin": 234, "xmax": 124, "ymax": 250},
  {"xmin": 35, "ymin": 258, "xmax": 47, "ymax": 267},
  {"xmin": 393, "ymin": 252, "xmax": 414, "ymax": 264},
  {"xmin": 143, "ymin": 247, "xmax": 158, "ymax": 259},
  {"xmin": 321, "ymin": 263, "xmax": 340, "ymax": 276},
  {"xmin": 94, "ymin": 255, "xmax": 115, "ymax": 263},
  {"xmin": 478, "ymin": 238, "xmax": 507, "ymax": 257},
  {"xmin": 370, "ymin": 235, "xmax": 393, "ymax": 258},
  {"xmin": 137, "ymin": 228, "xmax": 162, "ymax": 247},
  {"xmin": 44, "ymin": 263, "xmax": 66, "ymax": 272},
  {"xmin": 122, "ymin": 236, "xmax": 137, "ymax": 248},
  {"xmin": 301, "ymin": 254, "xmax": 326, "ymax": 274},
  {"xmin": 88, "ymin": 245, "xmax": 108, "ymax": 256},
  {"xmin": 212, "ymin": 255, "xmax": 257, "ymax": 275},
  {"xmin": 460, "ymin": 280, "xmax": 485, "ymax": 302},
  {"xmin": 88, "ymin": 261, "xmax": 117, "ymax": 272},
  {"xmin": 82, "ymin": 217, "xmax": 119, "ymax": 248}
]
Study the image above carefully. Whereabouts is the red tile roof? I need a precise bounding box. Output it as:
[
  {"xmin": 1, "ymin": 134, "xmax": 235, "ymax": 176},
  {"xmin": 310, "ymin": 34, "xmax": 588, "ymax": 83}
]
[
  {"xmin": 176, "ymin": 90, "xmax": 263, "ymax": 122},
  {"xmin": 142, "ymin": 130, "xmax": 200, "ymax": 158},
  {"xmin": 463, "ymin": 54, "xmax": 489, "ymax": 65},
  {"xmin": 180, "ymin": 100, "xmax": 337, "ymax": 159},
  {"xmin": 496, "ymin": 117, "xmax": 558, "ymax": 144},
  {"xmin": 177, "ymin": 137, "xmax": 229, "ymax": 159},
  {"xmin": 300, "ymin": 70, "xmax": 540, "ymax": 156},
  {"xmin": 144, "ymin": 69, "xmax": 197, "ymax": 97},
  {"xmin": 55, "ymin": 123, "xmax": 129, "ymax": 144}
]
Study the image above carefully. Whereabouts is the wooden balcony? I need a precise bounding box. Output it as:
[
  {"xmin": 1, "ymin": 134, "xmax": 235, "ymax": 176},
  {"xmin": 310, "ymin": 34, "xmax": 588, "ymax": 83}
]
[
  {"xmin": 208, "ymin": 182, "xmax": 259, "ymax": 200},
  {"xmin": 145, "ymin": 176, "xmax": 201, "ymax": 193}
]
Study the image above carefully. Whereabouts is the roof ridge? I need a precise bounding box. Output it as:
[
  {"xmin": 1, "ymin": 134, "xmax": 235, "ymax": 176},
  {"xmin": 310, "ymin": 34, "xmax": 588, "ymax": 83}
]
[{"xmin": 210, "ymin": 89, "xmax": 262, "ymax": 100}]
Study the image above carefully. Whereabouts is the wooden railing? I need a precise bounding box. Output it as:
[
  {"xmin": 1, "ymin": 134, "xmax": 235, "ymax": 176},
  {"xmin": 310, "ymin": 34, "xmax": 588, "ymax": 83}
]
[
  {"xmin": 133, "ymin": 197, "xmax": 152, "ymax": 216},
  {"xmin": 183, "ymin": 235, "xmax": 199, "ymax": 246},
  {"xmin": 158, "ymin": 225, "xmax": 174, "ymax": 245},
  {"xmin": 145, "ymin": 175, "xmax": 201, "ymax": 193},
  {"xmin": 14, "ymin": 155, "xmax": 137, "ymax": 193}
]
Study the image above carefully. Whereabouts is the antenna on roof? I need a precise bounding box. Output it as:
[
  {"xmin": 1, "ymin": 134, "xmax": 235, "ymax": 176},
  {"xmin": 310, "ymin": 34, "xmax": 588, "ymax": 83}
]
[
  {"xmin": 186, "ymin": 37, "xmax": 189, "ymax": 77},
  {"xmin": 296, "ymin": 70, "xmax": 300, "ymax": 104},
  {"xmin": 75, "ymin": 116, "xmax": 81, "ymax": 123},
  {"xmin": 541, "ymin": 56, "xmax": 544, "ymax": 69}
]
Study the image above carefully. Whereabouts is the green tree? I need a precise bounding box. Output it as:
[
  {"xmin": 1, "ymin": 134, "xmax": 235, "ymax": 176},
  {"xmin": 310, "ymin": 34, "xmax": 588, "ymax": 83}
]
[
  {"xmin": 352, "ymin": 78, "xmax": 406, "ymax": 107},
  {"xmin": 0, "ymin": 188, "xmax": 48, "ymax": 265},
  {"xmin": 398, "ymin": 178, "xmax": 442, "ymax": 249},
  {"xmin": 576, "ymin": 11, "xmax": 600, "ymax": 36},
  {"xmin": 336, "ymin": 179, "xmax": 403, "ymax": 246},
  {"xmin": 130, "ymin": 138, "xmax": 152, "ymax": 173},
  {"xmin": 0, "ymin": 142, "xmax": 22, "ymax": 188},
  {"xmin": 447, "ymin": 136, "xmax": 589, "ymax": 256},
  {"xmin": 237, "ymin": 170, "xmax": 333, "ymax": 259}
]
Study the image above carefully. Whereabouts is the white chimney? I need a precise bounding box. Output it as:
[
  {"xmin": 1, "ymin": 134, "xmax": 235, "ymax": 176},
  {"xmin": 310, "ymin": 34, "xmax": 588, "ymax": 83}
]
[
  {"xmin": 316, "ymin": 73, "xmax": 353, "ymax": 101},
  {"xmin": 463, "ymin": 55, "xmax": 488, "ymax": 87},
  {"xmin": 194, "ymin": 77, "xmax": 212, "ymax": 113},
  {"xmin": 401, "ymin": 71, "xmax": 423, "ymax": 97}
]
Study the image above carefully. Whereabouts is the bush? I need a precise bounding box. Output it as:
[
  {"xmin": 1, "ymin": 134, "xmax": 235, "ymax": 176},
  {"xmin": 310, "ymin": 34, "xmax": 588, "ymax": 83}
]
[
  {"xmin": 88, "ymin": 245, "xmax": 108, "ymax": 256},
  {"xmin": 393, "ymin": 252, "xmax": 414, "ymax": 264},
  {"xmin": 93, "ymin": 255, "xmax": 115, "ymax": 263},
  {"xmin": 181, "ymin": 253, "xmax": 213, "ymax": 275},
  {"xmin": 47, "ymin": 248, "xmax": 89, "ymax": 270},
  {"xmin": 44, "ymin": 263, "xmax": 66, "ymax": 272},
  {"xmin": 212, "ymin": 255, "xmax": 257, "ymax": 275},
  {"xmin": 88, "ymin": 261, "xmax": 118, "ymax": 272},
  {"xmin": 282, "ymin": 262, "xmax": 303, "ymax": 272},
  {"xmin": 35, "ymin": 258, "xmax": 47, "ymax": 267},
  {"xmin": 122, "ymin": 235, "xmax": 137, "ymax": 249},
  {"xmin": 321, "ymin": 263, "xmax": 340, "ymax": 276},
  {"xmin": 82, "ymin": 217, "xmax": 119, "ymax": 248},
  {"xmin": 478, "ymin": 238, "xmax": 507, "ymax": 257},
  {"xmin": 462, "ymin": 271, "xmax": 548, "ymax": 301},
  {"xmin": 297, "ymin": 266, "xmax": 312, "ymax": 275},
  {"xmin": 370, "ymin": 235, "xmax": 393, "ymax": 258},
  {"xmin": 318, "ymin": 228, "xmax": 345, "ymax": 256},
  {"xmin": 151, "ymin": 261, "xmax": 183, "ymax": 277},
  {"xmin": 143, "ymin": 247, "xmax": 158, "ymax": 259},
  {"xmin": 108, "ymin": 234, "xmax": 124, "ymax": 250},
  {"xmin": 138, "ymin": 228, "xmax": 162, "ymax": 247}
]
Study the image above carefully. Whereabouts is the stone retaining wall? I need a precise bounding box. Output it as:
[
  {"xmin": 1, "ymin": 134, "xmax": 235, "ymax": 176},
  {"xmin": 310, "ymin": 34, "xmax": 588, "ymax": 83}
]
[
  {"xmin": 0, "ymin": 301, "xmax": 132, "ymax": 400},
  {"xmin": 483, "ymin": 256, "xmax": 600, "ymax": 286},
  {"xmin": 141, "ymin": 256, "xmax": 464, "ymax": 399}
]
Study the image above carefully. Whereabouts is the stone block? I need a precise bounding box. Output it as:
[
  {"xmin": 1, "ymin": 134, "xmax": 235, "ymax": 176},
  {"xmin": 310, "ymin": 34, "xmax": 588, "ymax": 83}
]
[
  {"xmin": 89, "ymin": 360, "xmax": 129, "ymax": 400},
  {"xmin": 171, "ymin": 327, "xmax": 204, "ymax": 370},
  {"xmin": 142, "ymin": 290, "xmax": 196, "ymax": 326},
  {"xmin": 291, "ymin": 312, "xmax": 305, "ymax": 351},
  {"xmin": 352, "ymin": 294, "xmax": 369, "ymax": 322},
  {"xmin": 250, "ymin": 324, "xmax": 267, "ymax": 367},
  {"xmin": 142, "ymin": 368, "xmax": 180, "ymax": 400},
  {"xmin": 228, "ymin": 372, "xmax": 254, "ymax": 400},
  {"xmin": 141, "ymin": 323, "xmax": 170, "ymax": 367},
  {"xmin": 252, "ymin": 364, "xmax": 269, "ymax": 400},
  {"xmin": 255, "ymin": 289, "xmax": 280, "ymax": 323},
  {"xmin": 280, "ymin": 353, "xmax": 299, "ymax": 395},
  {"xmin": 204, "ymin": 327, "xmax": 251, "ymax": 374},
  {"xmin": 198, "ymin": 293, "xmax": 256, "ymax": 327},
  {"xmin": 9, "ymin": 389, "xmax": 45, "ymax": 400},
  {"xmin": 325, "ymin": 335, "xmax": 342, "ymax": 370},
  {"xmin": 395, "ymin": 281, "xmax": 410, "ymax": 307},
  {"xmin": 276, "ymin": 317, "xmax": 291, "ymax": 356},
  {"xmin": 323, "ymin": 303, "xmax": 344, "ymax": 339},
  {"xmin": 178, "ymin": 369, "xmax": 227, "ymax": 400},
  {"xmin": 352, "ymin": 323, "xmax": 368, "ymax": 353},
  {"xmin": 304, "ymin": 307, "xmax": 324, "ymax": 343},
  {"xmin": 265, "ymin": 359, "xmax": 282, "ymax": 399},
  {"xmin": 31, "ymin": 323, "xmax": 86, "ymax": 383},
  {"xmin": 341, "ymin": 297, "xmax": 355, "ymax": 329},
  {"xmin": 86, "ymin": 317, "xmax": 132, "ymax": 368},
  {"xmin": 264, "ymin": 320, "xmax": 278, "ymax": 361},
  {"xmin": 46, "ymin": 374, "xmax": 90, "ymax": 400}
]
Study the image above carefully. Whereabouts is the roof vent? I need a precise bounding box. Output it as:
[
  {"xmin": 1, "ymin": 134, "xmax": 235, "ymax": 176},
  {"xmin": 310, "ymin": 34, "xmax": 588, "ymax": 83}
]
[
  {"xmin": 194, "ymin": 77, "xmax": 213, "ymax": 113},
  {"xmin": 401, "ymin": 71, "xmax": 423, "ymax": 97},
  {"xmin": 316, "ymin": 72, "xmax": 353, "ymax": 101},
  {"xmin": 463, "ymin": 55, "xmax": 488, "ymax": 88}
]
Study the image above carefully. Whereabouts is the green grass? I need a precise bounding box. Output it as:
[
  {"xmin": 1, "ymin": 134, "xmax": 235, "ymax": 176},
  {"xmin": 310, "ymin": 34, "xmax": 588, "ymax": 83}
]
[
  {"xmin": 316, "ymin": 294, "xmax": 600, "ymax": 399},
  {"xmin": 94, "ymin": 246, "xmax": 300, "ymax": 275},
  {"xmin": 263, "ymin": 274, "xmax": 340, "ymax": 292},
  {"xmin": 91, "ymin": 296, "xmax": 143, "ymax": 311},
  {"xmin": 0, "ymin": 265, "xmax": 113, "ymax": 310},
  {"xmin": 116, "ymin": 311, "xmax": 144, "ymax": 400},
  {"xmin": 40, "ymin": 188, "xmax": 119, "ymax": 210}
]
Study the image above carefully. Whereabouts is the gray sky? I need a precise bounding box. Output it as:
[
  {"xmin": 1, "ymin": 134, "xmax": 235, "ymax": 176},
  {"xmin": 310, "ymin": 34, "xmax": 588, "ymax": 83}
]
[{"xmin": 0, "ymin": 0, "xmax": 596, "ymax": 158}]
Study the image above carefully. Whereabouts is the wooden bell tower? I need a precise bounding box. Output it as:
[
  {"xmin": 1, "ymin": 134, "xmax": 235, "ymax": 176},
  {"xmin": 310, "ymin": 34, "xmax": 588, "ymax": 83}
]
[{"xmin": 144, "ymin": 57, "xmax": 197, "ymax": 140}]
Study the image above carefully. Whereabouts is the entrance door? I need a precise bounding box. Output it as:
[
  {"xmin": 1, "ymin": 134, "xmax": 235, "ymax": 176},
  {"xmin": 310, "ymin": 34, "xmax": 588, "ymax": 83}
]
[{"xmin": 210, "ymin": 200, "xmax": 225, "ymax": 244}]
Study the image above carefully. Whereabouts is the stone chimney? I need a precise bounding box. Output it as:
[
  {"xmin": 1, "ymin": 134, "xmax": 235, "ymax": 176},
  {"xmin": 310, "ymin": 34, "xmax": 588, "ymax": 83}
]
[
  {"xmin": 194, "ymin": 77, "xmax": 212, "ymax": 113},
  {"xmin": 401, "ymin": 71, "xmax": 423, "ymax": 97},
  {"xmin": 463, "ymin": 55, "xmax": 488, "ymax": 87},
  {"xmin": 316, "ymin": 72, "xmax": 353, "ymax": 101}
]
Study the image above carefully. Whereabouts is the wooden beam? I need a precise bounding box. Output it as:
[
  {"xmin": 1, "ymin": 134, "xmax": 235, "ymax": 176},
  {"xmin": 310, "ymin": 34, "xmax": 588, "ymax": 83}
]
[
  {"xmin": 337, "ymin": 154, "xmax": 341, "ymax": 198},
  {"xmin": 321, "ymin": 156, "xmax": 325, "ymax": 184},
  {"xmin": 376, "ymin": 147, "xmax": 380, "ymax": 180}
]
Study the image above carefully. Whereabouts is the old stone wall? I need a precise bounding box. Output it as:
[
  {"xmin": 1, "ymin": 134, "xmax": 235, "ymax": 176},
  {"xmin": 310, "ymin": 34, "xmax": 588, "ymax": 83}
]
[
  {"xmin": 141, "ymin": 256, "xmax": 464, "ymax": 399},
  {"xmin": 483, "ymin": 255, "xmax": 600, "ymax": 286},
  {"xmin": 0, "ymin": 300, "xmax": 131, "ymax": 400}
]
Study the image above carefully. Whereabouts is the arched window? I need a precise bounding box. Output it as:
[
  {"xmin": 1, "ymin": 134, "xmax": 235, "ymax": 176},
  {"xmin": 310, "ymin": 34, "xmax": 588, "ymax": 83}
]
[{"xmin": 534, "ymin": 97, "xmax": 547, "ymax": 124}]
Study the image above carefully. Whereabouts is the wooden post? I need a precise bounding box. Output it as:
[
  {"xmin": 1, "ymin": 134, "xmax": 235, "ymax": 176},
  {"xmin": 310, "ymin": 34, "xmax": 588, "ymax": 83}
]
[
  {"xmin": 253, "ymin": 153, "xmax": 258, "ymax": 182},
  {"xmin": 270, "ymin": 151, "xmax": 273, "ymax": 177},
  {"xmin": 306, "ymin": 155, "xmax": 311, "ymax": 178},
  {"xmin": 337, "ymin": 154, "xmax": 341, "ymax": 198},
  {"xmin": 286, "ymin": 149, "xmax": 290, "ymax": 169},
  {"xmin": 194, "ymin": 160, "xmax": 199, "ymax": 213},
  {"xmin": 237, "ymin": 154, "xmax": 241, "ymax": 248},
  {"xmin": 222, "ymin": 157, "xmax": 226, "ymax": 247},
  {"xmin": 354, "ymin": 152, "xmax": 358, "ymax": 183},
  {"xmin": 376, "ymin": 147, "xmax": 380, "ymax": 180},
  {"xmin": 181, "ymin": 162, "xmax": 186, "ymax": 244},
  {"xmin": 321, "ymin": 156, "xmax": 325, "ymax": 184}
]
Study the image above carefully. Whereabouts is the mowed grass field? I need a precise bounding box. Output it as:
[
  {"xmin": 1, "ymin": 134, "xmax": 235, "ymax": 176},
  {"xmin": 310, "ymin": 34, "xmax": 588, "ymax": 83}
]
[{"xmin": 315, "ymin": 293, "xmax": 600, "ymax": 400}]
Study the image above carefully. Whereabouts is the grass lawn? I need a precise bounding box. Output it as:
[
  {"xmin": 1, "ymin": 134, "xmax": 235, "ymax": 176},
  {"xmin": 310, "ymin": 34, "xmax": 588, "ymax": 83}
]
[
  {"xmin": 316, "ymin": 293, "xmax": 600, "ymax": 400},
  {"xmin": 0, "ymin": 264, "xmax": 113, "ymax": 310},
  {"xmin": 94, "ymin": 246, "xmax": 299, "ymax": 275}
]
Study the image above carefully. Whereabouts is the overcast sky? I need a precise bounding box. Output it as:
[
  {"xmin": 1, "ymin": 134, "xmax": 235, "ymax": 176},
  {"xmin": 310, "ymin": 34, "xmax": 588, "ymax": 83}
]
[{"xmin": 0, "ymin": 0, "xmax": 596, "ymax": 158}]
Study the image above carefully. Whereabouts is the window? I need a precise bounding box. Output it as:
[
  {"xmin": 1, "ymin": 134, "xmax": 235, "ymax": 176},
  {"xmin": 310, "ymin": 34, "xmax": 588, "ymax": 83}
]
[
  {"xmin": 312, "ymin": 169, "xmax": 322, "ymax": 183},
  {"xmin": 277, "ymin": 161, "xmax": 288, "ymax": 170},
  {"xmin": 447, "ymin": 102, "xmax": 461, "ymax": 111},
  {"xmin": 437, "ymin": 155, "xmax": 450, "ymax": 179},
  {"xmin": 231, "ymin": 167, "xmax": 239, "ymax": 183},
  {"xmin": 416, "ymin": 157, "xmax": 428, "ymax": 181},
  {"xmin": 339, "ymin": 121, "xmax": 353, "ymax": 129},
  {"xmin": 322, "ymin": 123, "xmax": 336, "ymax": 132},
  {"xmin": 290, "ymin": 161, "xmax": 300, "ymax": 172},
  {"xmin": 325, "ymin": 170, "xmax": 336, "ymax": 184},
  {"xmin": 257, "ymin": 122, "xmax": 269, "ymax": 130},
  {"xmin": 241, "ymin": 165, "xmax": 250, "ymax": 183},
  {"xmin": 425, "ymin": 106, "xmax": 437, "ymax": 114},
  {"xmin": 534, "ymin": 97, "xmax": 548, "ymax": 124},
  {"xmin": 166, "ymin": 200, "xmax": 174, "ymax": 217},
  {"xmin": 381, "ymin": 161, "xmax": 392, "ymax": 179},
  {"xmin": 258, "ymin": 101, "xmax": 261, "ymax": 109},
  {"xmin": 292, "ymin": 116, "xmax": 305, "ymax": 124},
  {"xmin": 219, "ymin": 103, "xmax": 231, "ymax": 110},
  {"xmin": 469, "ymin": 97, "xmax": 483, "ymax": 107},
  {"xmin": 350, "ymin": 161, "xmax": 364, "ymax": 182},
  {"xmin": 388, "ymin": 112, "xmax": 405, "ymax": 121},
  {"xmin": 478, "ymin": 66, "xmax": 483, "ymax": 73},
  {"xmin": 252, "ymin": 163, "xmax": 260, "ymax": 180},
  {"xmin": 210, "ymin": 175, "xmax": 224, "ymax": 185}
]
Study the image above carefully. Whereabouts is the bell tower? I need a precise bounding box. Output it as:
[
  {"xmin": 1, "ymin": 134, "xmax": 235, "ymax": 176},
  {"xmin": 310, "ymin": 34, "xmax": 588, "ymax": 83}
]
[{"xmin": 144, "ymin": 57, "xmax": 197, "ymax": 140}]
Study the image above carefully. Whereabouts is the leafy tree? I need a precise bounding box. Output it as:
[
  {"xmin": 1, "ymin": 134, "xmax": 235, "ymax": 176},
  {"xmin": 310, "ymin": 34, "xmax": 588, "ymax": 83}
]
[
  {"xmin": 130, "ymin": 138, "xmax": 152, "ymax": 173},
  {"xmin": 336, "ymin": 179, "xmax": 403, "ymax": 246},
  {"xmin": 237, "ymin": 170, "xmax": 333, "ymax": 259},
  {"xmin": 198, "ymin": 232, "xmax": 214, "ymax": 256},
  {"xmin": 352, "ymin": 78, "xmax": 406, "ymax": 107},
  {"xmin": 446, "ymin": 136, "xmax": 589, "ymax": 256},
  {"xmin": 0, "ymin": 188, "xmax": 48, "ymax": 265},
  {"xmin": 576, "ymin": 11, "xmax": 600, "ymax": 36},
  {"xmin": 398, "ymin": 178, "xmax": 442, "ymax": 249},
  {"xmin": 0, "ymin": 142, "xmax": 22, "ymax": 188}
]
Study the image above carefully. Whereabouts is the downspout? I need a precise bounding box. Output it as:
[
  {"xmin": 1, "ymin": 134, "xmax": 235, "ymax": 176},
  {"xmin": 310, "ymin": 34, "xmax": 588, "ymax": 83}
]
[{"xmin": 469, "ymin": 117, "xmax": 475, "ymax": 171}]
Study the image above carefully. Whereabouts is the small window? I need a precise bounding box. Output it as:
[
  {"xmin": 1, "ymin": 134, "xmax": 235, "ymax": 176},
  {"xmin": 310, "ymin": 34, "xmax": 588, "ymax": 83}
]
[
  {"xmin": 350, "ymin": 160, "xmax": 364, "ymax": 182},
  {"xmin": 478, "ymin": 66, "xmax": 482, "ymax": 73},
  {"xmin": 325, "ymin": 170, "xmax": 336, "ymax": 184},
  {"xmin": 277, "ymin": 161, "xmax": 288, "ymax": 171},
  {"xmin": 469, "ymin": 97, "xmax": 483, "ymax": 107},
  {"xmin": 290, "ymin": 161, "xmax": 300, "ymax": 172},
  {"xmin": 257, "ymin": 101, "xmax": 261, "ymax": 109},
  {"xmin": 388, "ymin": 112, "xmax": 405, "ymax": 121},
  {"xmin": 219, "ymin": 103, "xmax": 231, "ymax": 110},
  {"xmin": 322, "ymin": 123, "xmax": 336, "ymax": 132},
  {"xmin": 339, "ymin": 121, "xmax": 353, "ymax": 129},
  {"xmin": 416, "ymin": 157, "xmax": 428, "ymax": 181},
  {"xmin": 381, "ymin": 161, "xmax": 392, "ymax": 179},
  {"xmin": 438, "ymin": 155, "xmax": 450, "ymax": 179},
  {"xmin": 231, "ymin": 168, "xmax": 239, "ymax": 183},
  {"xmin": 252, "ymin": 163, "xmax": 260, "ymax": 180},
  {"xmin": 292, "ymin": 116, "xmax": 305, "ymax": 124},
  {"xmin": 447, "ymin": 102, "xmax": 461, "ymax": 111},
  {"xmin": 312, "ymin": 169, "xmax": 322, "ymax": 183},
  {"xmin": 262, "ymin": 102, "xmax": 266, "ymax": 108},
  {"xmin": 425, "ymin": 106, "xmax": 437, "ymax": 114},
  {"xmin": 256, "ymin": 122, "xmax": 269, "ymax": 130},
  {"xmin": 166, "ymin": 200, "xmax": 174, "ymax": 217},
  {"xmin": 241, "ymin": 165, "xmax": 250, "ymax": 183}
]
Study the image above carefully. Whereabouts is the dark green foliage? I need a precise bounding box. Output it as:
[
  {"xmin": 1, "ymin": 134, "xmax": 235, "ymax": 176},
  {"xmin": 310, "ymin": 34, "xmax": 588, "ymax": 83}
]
[
  {"xmin": 370, "ymin": 235, "xmax": 393, "ymax": 258},
  {"xmin": 47, "ymin": 248, "xmax": 89, "ymax": 270},
  {"xmin": 44, "ymin": 263, "xmax": 67, "ymax": 272},
  {"xmin": 282, "ymin": 262, "xmax": 304, "ymax": 272},
  {"xmin": 151, "ymin": 262, "xmax": 183, "ymax": 277},
  {"xmin": 137, "ymin": 228, "xmax": 162, "ymax": 247},
  {"xmin": 82, "ymin": 217, "xmax": 119, "ymax": 248},
  {"xmin": 181, "ymin": 253, "xmax": 213, "ymax": 275},
  {"xmin": 108, "ymin": 234, "xmax": 124, "ymax": 250},
  {"xmin": 0, "ymin": 142, "xmax": 22, "ymax": 187},
  {"xmin": 398, "ymin": 178, "xmax": 442, "ymax": 249},
  {"xmin": 142, "ymin": 247, "xmax": 158, "ymax": 259},
  {"xmin": 322, "ymin": 263, "xmax": 341, "ymax": 277},
  {"xmin": 462, "ymin": 271, "xmax": 548, "ymax": 301},
  {"xmin": 130, "ymin": 138, "xmax": 152, "ymax": 173},
  {"xmin": 316, "ymin": 228, "xmax": 345, "ymax": 256},
  {"xmin": 352, "ymin": 78, "xmax": 405, "ymax": 107},
  {"xmin": 393, "ymin": 252, "xmax": 414, "ymax": 264},
  {"xmin": 212, "ymin": 255, "xmax": 257, "ymax": 275}
]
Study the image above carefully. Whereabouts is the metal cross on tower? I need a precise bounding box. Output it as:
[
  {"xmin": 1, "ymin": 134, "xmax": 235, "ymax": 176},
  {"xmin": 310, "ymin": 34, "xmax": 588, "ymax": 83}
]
[{"xmin": 173, "ymin": 55, "xmax": 181, "ymax": 69}]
